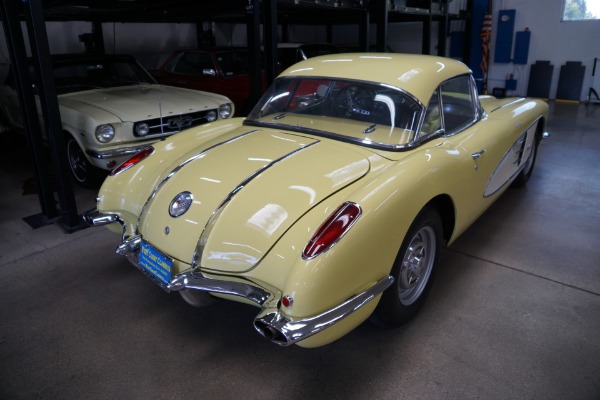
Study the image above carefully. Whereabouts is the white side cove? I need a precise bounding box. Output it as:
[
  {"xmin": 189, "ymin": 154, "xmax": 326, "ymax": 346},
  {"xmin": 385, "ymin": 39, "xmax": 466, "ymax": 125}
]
[{"xmin": 484, "ymin": 118, "xmax": 540, "ymax": 197}]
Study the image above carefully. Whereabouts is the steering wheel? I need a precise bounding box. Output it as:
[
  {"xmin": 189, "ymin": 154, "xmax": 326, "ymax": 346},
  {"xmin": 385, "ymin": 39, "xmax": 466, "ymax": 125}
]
[{"xmin": 332, "ymin": 85, "xmax": 375, "ymax": 120}]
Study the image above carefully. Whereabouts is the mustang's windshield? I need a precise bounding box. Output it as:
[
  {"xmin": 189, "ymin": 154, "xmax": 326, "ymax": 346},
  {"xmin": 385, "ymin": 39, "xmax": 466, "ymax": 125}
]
[
  {"xmin": 52, "ymin": 59, "xmax": 156, "ymax": 94},
  {"xmin": 246, "ymin": 77, "xmax": 424, "ymax": 149}
]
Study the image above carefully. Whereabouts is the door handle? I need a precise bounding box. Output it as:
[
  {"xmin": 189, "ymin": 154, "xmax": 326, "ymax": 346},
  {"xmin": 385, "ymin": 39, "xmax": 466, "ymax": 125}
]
[{"xmin": 472, "ymin": 149, "xmax": 486, "ymax": 160}]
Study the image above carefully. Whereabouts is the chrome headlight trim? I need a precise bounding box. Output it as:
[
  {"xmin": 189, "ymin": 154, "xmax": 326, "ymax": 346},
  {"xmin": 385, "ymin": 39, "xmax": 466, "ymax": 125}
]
[
  {"xmin": 219, "ymin": 103, "xmax": 232, "ymax": 119},
  {"xmin": 135, "ymin": 122, "xmax": 150, "ymax": 136},
  {"xmin": 95, "ymin": 124, "xmax": 115, "ymax": 143}
]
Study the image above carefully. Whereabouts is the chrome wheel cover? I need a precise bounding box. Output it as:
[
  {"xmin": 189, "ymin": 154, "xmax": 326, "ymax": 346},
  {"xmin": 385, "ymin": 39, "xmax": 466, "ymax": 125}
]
[
  {"xmin": 398, "ymin": 226, "xmax": 436, "ymax": 306},
  {"xmin": 67, "ymin": 139, "xmax": 87, "ymax": 183}
]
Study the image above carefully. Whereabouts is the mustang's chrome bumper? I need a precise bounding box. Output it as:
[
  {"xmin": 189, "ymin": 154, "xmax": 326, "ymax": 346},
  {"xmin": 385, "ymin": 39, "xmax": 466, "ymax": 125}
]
[
  {"xmin": 86, "ymin": 145, "xmax": 149, "ymax": 160},
  {"xmin": 83, "ymin": 209, "xmax": 395, "ymax": 347}
]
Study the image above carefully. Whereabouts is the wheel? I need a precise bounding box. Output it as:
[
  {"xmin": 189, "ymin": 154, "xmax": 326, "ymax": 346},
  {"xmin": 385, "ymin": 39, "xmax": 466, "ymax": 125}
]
[
  {"xmin": 331, "ymin": 85, "xmax": 374, "ymax": 120},
  {"xmin": 371, "ymin": 206, "xmax": 442, "ymax": 328},
  {"xmin": 512, "ymin": 137, "xmax": 539, "ymax": 188},
  {"xmin": 66, "ymin": 135, "xmax": 104, "ymax": 187}
]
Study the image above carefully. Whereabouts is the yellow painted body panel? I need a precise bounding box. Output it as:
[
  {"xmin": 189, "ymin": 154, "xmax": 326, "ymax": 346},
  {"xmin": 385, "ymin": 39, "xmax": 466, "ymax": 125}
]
[{"xmin": 94, "ymin": 54, "xmax": 549, "ymax": 347}]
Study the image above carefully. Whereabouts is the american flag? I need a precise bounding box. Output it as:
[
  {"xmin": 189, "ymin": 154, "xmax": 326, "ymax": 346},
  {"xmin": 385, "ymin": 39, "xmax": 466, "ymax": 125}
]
[{"xmin": 480, "ymin": 14, "xmax": 492, "ymax": 94}]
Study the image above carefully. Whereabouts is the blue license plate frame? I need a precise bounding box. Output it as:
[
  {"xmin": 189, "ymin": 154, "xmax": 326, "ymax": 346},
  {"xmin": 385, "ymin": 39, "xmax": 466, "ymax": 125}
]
[{"xmin": 139, "ymin": 241, "xmax": 173, "ymax": 287}]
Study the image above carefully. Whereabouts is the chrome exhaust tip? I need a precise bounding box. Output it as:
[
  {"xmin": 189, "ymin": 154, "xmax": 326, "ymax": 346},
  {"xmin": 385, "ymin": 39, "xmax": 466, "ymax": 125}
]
[{"xmin": 253, "ymin": 319, "xmax": 290, "ymax": 346}]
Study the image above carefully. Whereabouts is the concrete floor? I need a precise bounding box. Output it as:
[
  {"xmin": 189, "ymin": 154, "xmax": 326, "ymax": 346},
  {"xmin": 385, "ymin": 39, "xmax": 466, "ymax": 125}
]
[{"xmin": 0, "ymin": 102, "xmax": 599, "ymax": 400}]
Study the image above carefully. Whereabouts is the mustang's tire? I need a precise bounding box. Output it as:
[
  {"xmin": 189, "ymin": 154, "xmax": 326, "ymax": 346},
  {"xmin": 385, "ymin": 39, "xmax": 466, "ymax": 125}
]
[
  {"xmin": 66, "ymin": 135, "xmax": 104, "ymax": 187},
  {"xmin": 512, "ymin": 137, "xmax": 539, "ymax": 188},
  {"xmin": 371, "ymin": 206, "xmax": 442, "ymax": 328}
]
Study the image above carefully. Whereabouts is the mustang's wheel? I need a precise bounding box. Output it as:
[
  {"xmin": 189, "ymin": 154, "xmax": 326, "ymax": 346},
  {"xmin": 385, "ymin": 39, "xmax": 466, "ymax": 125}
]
[
  {"xmin": 66, "ymin": 136, "xmax": 104, "ymax": 187},
  {"xmin": 371, "ymin": 206, "xmax": 442, "ymax": 328}
]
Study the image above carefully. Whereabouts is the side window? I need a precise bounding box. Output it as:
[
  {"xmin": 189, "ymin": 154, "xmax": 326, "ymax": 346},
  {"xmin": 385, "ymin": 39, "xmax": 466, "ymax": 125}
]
[
  {"xmin": 439, "ymin": 76, "xmax": 476, "ymax": 133},
  {"xmin": 172, "ymin": 52, "xmax": 214, "ymax": 75},
  {"xmin": 421, "ymin": 88, "xmax": 442, "ymax": 136}
]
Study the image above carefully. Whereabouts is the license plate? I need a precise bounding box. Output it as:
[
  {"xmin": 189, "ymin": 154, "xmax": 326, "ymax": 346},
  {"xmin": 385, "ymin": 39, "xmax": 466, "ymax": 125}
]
[{"xmin": 139, "ymin": 241, "xmax": 173, "ymax": 287}]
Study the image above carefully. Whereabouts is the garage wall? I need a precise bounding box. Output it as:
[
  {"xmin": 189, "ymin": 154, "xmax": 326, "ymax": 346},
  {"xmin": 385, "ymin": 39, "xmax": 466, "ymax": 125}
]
[
  {"xmin": 1, "ymin": 0, "xmax": 598, "ymax": 101},
  {"xmin": 0, "ymin": 21, "xmax": 197, "ymax": 71},
  {"xmin": 487, "ymin": 0, "xmax": 600, "ymax": 100}
]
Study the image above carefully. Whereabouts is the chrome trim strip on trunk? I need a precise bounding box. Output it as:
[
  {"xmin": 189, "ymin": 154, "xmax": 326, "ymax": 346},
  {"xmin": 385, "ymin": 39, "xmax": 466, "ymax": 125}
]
[
  {"xmin": 135, "ymin": 129, "xmax": 258, "ymax": 234},
  {"xmin": 191, "ymin": 140, "xmax": 320, "ymax": 271},
  {"xmin": 253, "ymin": 275, "xmax": 394, "ymax": 347}
]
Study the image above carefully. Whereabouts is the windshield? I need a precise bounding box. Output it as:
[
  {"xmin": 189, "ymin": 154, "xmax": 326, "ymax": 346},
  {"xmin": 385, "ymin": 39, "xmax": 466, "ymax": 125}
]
[
  {"xmin": 246, "ymin": 77, "xmax": 424, "ymax": 149},
  {"xmin": 53, "ymin": 59, "xmax": 155, "ymax": 94},
  {"xmin": 215, "ymin": 50, "xmax": 250, "ymax": 76}
]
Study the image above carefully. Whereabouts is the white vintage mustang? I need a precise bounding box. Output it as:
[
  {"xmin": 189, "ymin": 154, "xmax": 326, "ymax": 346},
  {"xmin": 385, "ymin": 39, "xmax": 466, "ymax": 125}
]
[
  {"xmin": 0, "ymin": 54, "xmax": 233, "ymax": 186},
  {"xmin": 84, "ymin": 53, "xmax": 548, "ymax": 347}
]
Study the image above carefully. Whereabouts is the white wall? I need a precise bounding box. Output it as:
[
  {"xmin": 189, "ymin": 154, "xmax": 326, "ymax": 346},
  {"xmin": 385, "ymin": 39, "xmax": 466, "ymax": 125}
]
[{"xmin": 487, "ymin": 0, "xmax": 600, "ymax": 100}]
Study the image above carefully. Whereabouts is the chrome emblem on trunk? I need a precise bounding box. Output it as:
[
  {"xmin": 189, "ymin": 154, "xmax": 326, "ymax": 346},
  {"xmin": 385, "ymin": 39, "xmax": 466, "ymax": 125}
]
[{"xmin": 169, "ymin": 192, "xmax": 193, "ymax": 217}]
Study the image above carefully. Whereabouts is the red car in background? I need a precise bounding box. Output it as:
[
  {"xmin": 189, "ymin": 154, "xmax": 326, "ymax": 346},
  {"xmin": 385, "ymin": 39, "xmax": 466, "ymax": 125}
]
[{"xmin": 154, "ymin": 47, "xmax": 263, "ymax": 115}]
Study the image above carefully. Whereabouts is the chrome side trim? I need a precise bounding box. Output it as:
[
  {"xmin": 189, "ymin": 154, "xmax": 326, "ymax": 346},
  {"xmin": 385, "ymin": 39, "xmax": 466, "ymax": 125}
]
[
  {"xmin": 489, "ymin": 97, "xmax": 526, "ymax": 113},
  {"xmin": 191, "ymin": 140, "xmax": 319, "ymax": 271},
  {"xmin": 253, "ymin": 275, "xmax": 394, "ymax": 347},
  {"xmin": 135, "ymin": 130, "xmax": 258, "ymax": 234}
]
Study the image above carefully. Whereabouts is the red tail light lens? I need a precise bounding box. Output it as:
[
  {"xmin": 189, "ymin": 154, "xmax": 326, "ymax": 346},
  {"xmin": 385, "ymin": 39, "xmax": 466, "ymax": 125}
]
[
  {"xmin": 110, "ymin": 146, "xmax": 154, "ymax": 176},
  {"xmin": 302, "ymin": 202, "xmax": 362, "ymax": 260}
]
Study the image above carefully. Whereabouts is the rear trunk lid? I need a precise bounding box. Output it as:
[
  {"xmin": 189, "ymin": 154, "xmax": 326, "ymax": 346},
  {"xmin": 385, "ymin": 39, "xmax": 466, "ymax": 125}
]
[{"xmin": 139, "ymin": 128, "xmax": 370, "ymax": 272}]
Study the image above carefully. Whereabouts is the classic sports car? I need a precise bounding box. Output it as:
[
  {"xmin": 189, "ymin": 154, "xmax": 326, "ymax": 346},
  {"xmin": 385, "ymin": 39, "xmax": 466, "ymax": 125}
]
[
  {"xmin": 153, "ymin": 47, "xmax": 264, "ymax": 115},
  {"xmin": 0, "ymin": 54, "xmax": 234, "ymax": 186},
  {"xmin": 84, "ymin": 53, "xmax": 548, "ymax": 347}
]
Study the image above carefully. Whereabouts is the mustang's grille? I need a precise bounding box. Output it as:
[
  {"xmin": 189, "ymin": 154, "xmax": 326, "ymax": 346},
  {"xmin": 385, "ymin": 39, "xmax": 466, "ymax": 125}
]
[{"xmin": 133, "ymin": 110, "xmax": 216, "ymax": 136}]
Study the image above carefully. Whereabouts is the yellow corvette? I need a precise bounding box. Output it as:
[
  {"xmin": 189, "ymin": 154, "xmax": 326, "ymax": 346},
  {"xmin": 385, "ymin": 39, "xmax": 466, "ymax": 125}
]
[{"xmin": 84, "ymin": 53, "xmax": 549, "ymax": 348}]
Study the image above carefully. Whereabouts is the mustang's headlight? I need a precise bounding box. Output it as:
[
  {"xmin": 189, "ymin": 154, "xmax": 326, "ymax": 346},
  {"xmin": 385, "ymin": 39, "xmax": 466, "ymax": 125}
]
[
  {"xmin": 206, "ymin": 110, "xmax": 217, "ymax": 122},
  {"xmin": 219, "ymin": 103, "xmax": 232, "ymax": 119},
  {"xmin": 135, "ymin": 122, "xmax": 150, "ymax": 136},
  {"xmin": 95, "ymin": 124, "xmax": 115, "ymax": 143}
]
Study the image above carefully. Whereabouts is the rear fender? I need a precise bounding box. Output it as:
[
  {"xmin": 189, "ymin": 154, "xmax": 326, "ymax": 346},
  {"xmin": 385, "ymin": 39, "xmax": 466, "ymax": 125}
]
[{"xmin": 250, "ymin": 147, "xmax": 456, "ymax": 344}]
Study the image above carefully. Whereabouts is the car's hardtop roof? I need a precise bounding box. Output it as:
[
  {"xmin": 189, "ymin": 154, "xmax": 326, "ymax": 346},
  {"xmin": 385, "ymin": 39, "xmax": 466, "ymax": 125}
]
[{"xmin": 279, "ymin": 52, "xmax": 472, "ymax": 106}]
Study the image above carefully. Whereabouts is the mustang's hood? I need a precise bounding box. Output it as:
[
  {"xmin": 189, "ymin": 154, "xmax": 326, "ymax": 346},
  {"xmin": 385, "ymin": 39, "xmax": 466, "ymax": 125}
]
[
  {"xmin": 139, "ymin": 128, "xmax": 370, "ymax": 272},
  {"xmin": 59, "ymin": 84, "xmax": 226, "ymax": 122}
]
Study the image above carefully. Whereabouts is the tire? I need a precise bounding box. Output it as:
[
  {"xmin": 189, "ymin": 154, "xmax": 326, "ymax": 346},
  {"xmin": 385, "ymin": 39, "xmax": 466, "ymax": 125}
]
[
  {"xmin": 371, "ymin": 206, "xmax": 443, "ymax": 328},
  {"xmin": 65, "ymin": 135, "xmax": 105, "ymax": 187},
  {"xmin": 512, "ymin": 138, "xmax": 538, "ymax": 188}
]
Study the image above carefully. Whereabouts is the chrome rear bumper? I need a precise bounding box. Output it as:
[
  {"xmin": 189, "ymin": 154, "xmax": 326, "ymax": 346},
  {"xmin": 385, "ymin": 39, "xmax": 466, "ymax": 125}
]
[
  {"xmin": 86, "ymin": 215, "xmax": 395, "ymax": 347},
  {"xmin": 82, "ymin": 208, "xmax": 123, "ymax": 227}
]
